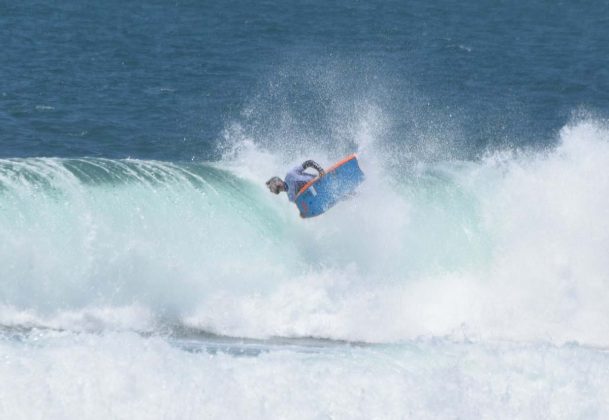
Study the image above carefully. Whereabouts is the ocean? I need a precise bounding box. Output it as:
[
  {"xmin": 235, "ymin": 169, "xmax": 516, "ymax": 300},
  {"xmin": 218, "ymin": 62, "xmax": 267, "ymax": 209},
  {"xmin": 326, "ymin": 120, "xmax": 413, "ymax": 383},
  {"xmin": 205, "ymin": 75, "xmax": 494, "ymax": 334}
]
[{"xmin": 1, "ymin": 1, "xmax": 609, "ymax": 418}]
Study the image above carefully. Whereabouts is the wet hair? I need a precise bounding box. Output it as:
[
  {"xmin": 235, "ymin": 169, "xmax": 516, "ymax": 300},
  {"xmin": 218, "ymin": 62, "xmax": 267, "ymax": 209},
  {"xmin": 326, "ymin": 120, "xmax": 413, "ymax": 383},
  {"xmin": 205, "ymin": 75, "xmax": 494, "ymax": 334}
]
[{"xmin": 266, "ymin": 176, "xmax": 284, "ymax": 194}]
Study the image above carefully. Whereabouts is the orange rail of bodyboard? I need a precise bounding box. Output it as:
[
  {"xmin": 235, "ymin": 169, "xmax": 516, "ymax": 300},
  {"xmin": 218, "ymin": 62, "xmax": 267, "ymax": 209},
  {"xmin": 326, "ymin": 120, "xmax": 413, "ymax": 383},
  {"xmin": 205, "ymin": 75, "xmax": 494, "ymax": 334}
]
[{"xmin": 295, "ymin": 154, "xmax": 357, "ymax": 199}]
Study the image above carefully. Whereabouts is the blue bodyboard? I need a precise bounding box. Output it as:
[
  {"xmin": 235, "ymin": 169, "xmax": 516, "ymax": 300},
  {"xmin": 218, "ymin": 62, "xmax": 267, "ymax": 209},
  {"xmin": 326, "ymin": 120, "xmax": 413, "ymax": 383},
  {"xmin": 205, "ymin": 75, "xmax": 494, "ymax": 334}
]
[{"xmin": 295, "ymin": 155, "xmax": 364, "ymax": 218}]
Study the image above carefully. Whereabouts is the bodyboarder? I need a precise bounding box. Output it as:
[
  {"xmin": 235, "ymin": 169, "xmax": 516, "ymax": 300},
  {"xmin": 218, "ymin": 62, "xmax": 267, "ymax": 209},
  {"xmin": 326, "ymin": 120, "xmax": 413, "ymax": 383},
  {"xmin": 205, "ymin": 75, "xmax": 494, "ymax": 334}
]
[{"xmin": 266, "ymin": 160, "xmax": 325, "ymax": 202}]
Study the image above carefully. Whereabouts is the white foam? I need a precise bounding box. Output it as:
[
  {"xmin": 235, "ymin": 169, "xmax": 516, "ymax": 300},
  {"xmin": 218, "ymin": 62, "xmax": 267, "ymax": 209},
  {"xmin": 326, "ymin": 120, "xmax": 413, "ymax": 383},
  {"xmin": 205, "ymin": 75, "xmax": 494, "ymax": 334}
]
[
  {"xmin": 182, "ymin": 119, "xmax": 609, "ymax": 346},
  {"xmin": 0, "ymin": 304, "xmax": 156, "ymax": 333},
  {"xmin": 1, "ymin": 332, "xmax": 609, "ymax": 419}
]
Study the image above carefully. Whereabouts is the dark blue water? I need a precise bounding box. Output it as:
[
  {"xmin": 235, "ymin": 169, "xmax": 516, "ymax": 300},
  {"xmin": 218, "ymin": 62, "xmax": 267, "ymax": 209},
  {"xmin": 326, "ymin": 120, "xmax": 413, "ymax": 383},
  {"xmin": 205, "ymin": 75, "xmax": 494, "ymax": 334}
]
[{"xmin": 1, "ymin": 0, "xmax": 608, "ymax": 160}]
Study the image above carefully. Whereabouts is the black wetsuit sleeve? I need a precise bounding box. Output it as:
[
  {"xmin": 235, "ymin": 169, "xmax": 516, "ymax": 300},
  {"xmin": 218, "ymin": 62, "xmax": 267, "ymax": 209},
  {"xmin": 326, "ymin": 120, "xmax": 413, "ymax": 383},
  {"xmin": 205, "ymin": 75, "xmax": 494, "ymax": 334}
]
[{"xmin": 302, "ymin": 160, "xmax": 325, "ymax": 175}]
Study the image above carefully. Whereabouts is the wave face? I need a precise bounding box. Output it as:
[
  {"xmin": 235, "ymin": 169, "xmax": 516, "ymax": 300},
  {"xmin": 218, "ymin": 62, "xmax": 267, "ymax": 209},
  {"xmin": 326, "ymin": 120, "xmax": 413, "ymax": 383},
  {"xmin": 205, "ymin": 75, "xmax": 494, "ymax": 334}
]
[{"xmin": 2, "ymin": 120, "xmax": 609, "ymax": 347}]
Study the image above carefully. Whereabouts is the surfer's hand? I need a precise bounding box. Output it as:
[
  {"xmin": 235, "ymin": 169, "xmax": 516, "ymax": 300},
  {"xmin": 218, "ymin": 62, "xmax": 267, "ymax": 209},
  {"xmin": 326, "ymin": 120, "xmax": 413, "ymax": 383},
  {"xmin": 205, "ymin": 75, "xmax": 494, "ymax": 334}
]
[{"xmin": 302, "ymin": 160, "xmax": 325, "ymax": 177}]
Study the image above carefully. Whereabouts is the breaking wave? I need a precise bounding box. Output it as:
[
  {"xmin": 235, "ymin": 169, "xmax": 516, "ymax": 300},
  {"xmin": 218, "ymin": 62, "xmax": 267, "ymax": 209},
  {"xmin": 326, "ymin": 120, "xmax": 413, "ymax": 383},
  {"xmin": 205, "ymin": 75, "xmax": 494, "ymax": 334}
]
[{"xmin": 1, "ymin": 120, "xmax": 609, "ymax": 346}]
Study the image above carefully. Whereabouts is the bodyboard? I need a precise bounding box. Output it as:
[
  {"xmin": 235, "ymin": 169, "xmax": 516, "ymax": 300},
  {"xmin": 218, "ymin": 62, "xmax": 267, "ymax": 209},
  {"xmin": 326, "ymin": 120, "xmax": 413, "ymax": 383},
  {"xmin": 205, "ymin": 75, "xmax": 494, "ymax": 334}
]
[{"xmin": 295, "ymin": 154, "xmax": 364, "ymax": 218}]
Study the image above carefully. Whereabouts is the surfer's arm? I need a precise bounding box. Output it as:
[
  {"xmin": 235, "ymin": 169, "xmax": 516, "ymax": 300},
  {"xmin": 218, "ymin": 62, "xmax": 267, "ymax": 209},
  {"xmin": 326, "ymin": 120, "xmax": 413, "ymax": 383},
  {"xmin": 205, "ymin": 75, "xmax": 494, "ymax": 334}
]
[{"xmin": 302, "ymin": 160, "xmax": 325, "ymax": 176}]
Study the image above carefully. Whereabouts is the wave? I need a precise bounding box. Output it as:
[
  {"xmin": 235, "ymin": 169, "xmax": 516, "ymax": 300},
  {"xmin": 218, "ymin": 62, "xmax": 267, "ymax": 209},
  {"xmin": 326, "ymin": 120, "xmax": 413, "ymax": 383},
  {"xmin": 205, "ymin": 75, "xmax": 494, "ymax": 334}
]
[{"xmin": 1, "ymin": 120, "xmax": 609, "ymax": 346}]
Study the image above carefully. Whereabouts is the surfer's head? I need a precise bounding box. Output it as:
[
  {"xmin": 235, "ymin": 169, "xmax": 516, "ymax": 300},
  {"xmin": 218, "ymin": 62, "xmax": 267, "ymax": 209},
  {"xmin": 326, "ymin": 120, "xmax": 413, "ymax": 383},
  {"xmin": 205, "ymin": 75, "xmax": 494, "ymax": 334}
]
[{"xmin": 266, "ymin": 176, "xmax": 286, "ymax": 194}]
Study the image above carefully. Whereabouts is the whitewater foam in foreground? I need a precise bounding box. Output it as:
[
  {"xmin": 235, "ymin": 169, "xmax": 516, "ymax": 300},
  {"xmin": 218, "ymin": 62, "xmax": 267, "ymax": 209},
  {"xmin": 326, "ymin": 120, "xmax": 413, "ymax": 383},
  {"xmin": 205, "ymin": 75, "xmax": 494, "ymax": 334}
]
[
  {"xmin": 2, "ymin": 331, "xmax": 609, "ymax": 419},
  {"xmin": 1, "ymin": 120, "xmax": 609, "ymax": 418}
]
